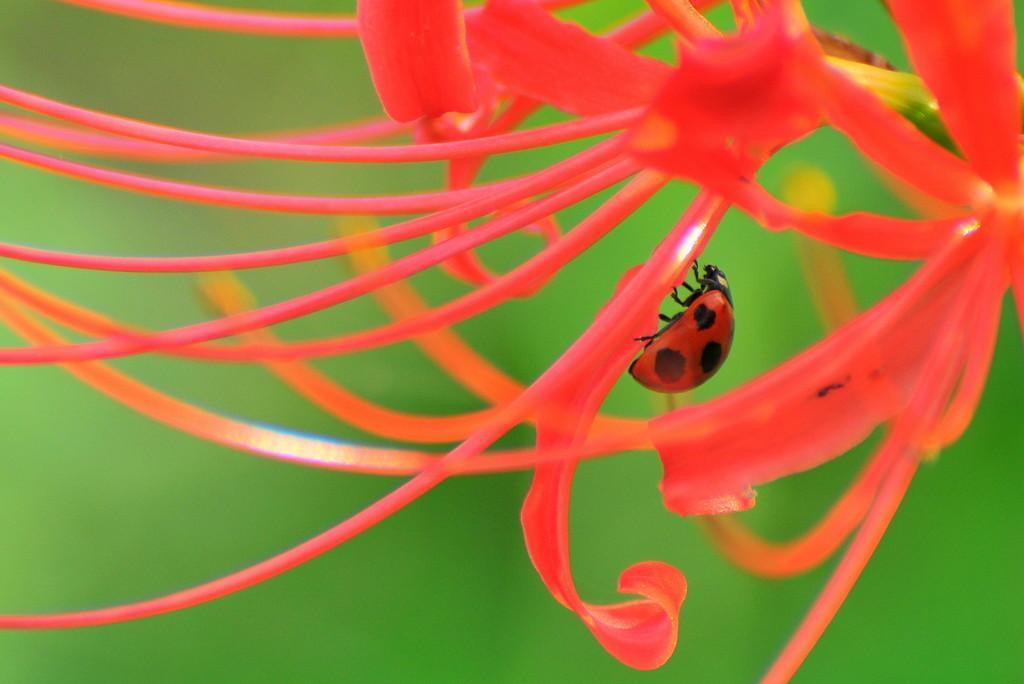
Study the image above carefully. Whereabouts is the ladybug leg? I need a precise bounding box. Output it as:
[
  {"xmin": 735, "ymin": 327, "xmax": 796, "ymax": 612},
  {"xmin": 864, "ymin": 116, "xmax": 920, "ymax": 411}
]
[
  {"xmin": 635, "ymin": 311, "xmax": 681, "ymax": 344},
  {"xmin": 671, "ymin": 287, "xmax": 689, "ymax": 307},
  {"xmin": 633, "ymin": 334, "xmax": 656, "ymax": 348},
  {"xmin": 679, "ymin": 289, "xmax": 702, "ymax": 308},
  {"xmin": 654, "ymin": 312, "xmax": 682, "ymax": 333}
]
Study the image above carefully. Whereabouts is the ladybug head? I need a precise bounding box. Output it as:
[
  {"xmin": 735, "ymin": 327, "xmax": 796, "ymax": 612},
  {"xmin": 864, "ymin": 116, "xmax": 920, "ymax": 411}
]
[{"xmin": 702, "ymin": 264, "xmax": 734, "ymax": 306}]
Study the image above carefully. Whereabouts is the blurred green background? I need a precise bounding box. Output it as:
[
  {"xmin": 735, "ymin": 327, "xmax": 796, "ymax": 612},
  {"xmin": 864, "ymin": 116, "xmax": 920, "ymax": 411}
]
[{"xmin": 0, "ymin": 1, "xmax": 1021, "ymax": 681}]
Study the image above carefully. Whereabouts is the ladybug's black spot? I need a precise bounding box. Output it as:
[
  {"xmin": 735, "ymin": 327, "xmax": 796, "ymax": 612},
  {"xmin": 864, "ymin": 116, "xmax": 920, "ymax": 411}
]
[
  {"xmin": 700, "ymin": 341, "xmax": 723, "ymax": 374},
  {"xmin": 654, "ymin": 348, "xmax": 687, "ymax": 382},
  {"xmin": 693, "ymin": 303, "xmax": 716, "ymax": 330}
]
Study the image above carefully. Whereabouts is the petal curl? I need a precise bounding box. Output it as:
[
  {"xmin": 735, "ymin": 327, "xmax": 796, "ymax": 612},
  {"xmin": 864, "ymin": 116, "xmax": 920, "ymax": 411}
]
[
  {"xmin": 523, "ymin": 378, "xmax": 686, "ymax": 670},
  {"xmin": 518, "ymin": 195, "xmax": 728, "ymax": 669}
]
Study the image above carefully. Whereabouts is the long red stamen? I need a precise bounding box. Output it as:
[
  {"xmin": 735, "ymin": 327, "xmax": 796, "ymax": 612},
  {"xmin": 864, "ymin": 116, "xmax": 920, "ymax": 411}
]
[
  {"xmin": 700, "ymin": 444, "xmax": 896, "ymax": 578},
  {"xmin": 645, "ymin": 0, "xmax": 720, "ymax": 42},
  {"xmin": 0, "ymin": 161, "xmax": 638, "ymax": 364},
  {"xmin": 433, "ymin": 99, "xmax": 577, "ymax": 287},
  {"xmin": 603, "ymin": 11, "xmax": 669, "ymax": 47},
  {"xmin": 56, "ymin": 0, "xmax": 359, "ymax": 36},
  {"xmin": 0, "ymin": 272, "xmax": 646, "ymax": 470},
  {"xmin": 761, "ymin": 253, "xmax": 992, "ymax": 681},
  {"xmin": 0, "ymin": 112, "xmax": 410, "ymax": 162},
  {"xmin": 341, "ymin": 223, "xmax": 643, "ymax": 436},
  {"xmin": 0, "ymin": 138, "xmax": 625, "ymax": 215},
  {"xmin": 55, "ymin": 0, "xmax": 591, "ymax": 36},
  {"xmin": 0, "ymin": 170, "xmax": 659, "ymax": 374},
  {"xmin": 759, "ymin": 453, "xmax": 918, "ymax": 684},
  {"xmin": 0, "ymin": 299, "xmax": 434, "ymax": 474},
  {"xmin": 924, "ymin": 271, "xmax": 1007, "ymax": 448},
  {"xmin": 0, "ymin": 449, "xmax": 460, "ymax": 628},
  {"xmin": 0, "ymin": 138, "xmax": 623, "ymax": 272},
  {"xmin": 0, "ymin": 188, "xmax": 721, "ymax": 632},
  {"xmin": 0, "ymin": 85, "xmax": 637, "ymax": 162},
  {"xmin": 342, "ymin": 220, "xmax": 522, "ymax": 405},
  {"xmin": 200, "ymin": 274, "xmax": 503, "ymax": 444}
]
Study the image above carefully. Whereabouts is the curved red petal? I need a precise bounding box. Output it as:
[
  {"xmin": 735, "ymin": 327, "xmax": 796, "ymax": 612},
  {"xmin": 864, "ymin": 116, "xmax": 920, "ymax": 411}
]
[
  {"xmin": 515, "ymin": 196, "xmax": 732, "ymax": 669},
  {"xmin": 587, "ymin": 562, "xmax": 687, "ymax": 668},
  {"xmin": 466, "ymin": 0, "xmax": 671, "ymax": 115},
  {"xmin": 523, "ymin": 464, "xmax": 686, "ymax": 669},
  {"xmin": 522, "ymin": 380, "xmax": 686, "ymax": 670},
  {"xmin": 888, "ymin": 0, "xmax": 1020, "ymax": 194},
  {"xmin": 357, "ymin": 0, "xmax": 477, "ymax": 122}
]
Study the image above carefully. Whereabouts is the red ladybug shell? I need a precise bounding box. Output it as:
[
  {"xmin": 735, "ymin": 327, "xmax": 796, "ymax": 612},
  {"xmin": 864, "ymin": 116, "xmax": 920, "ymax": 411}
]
[{"xmin": 629, "ymin": 289, "xmax": 735, "ymax": 393}]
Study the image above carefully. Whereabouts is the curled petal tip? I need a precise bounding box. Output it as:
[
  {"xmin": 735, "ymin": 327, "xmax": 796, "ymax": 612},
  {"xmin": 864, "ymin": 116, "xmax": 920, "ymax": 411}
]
[{"xmin": 587, "ymin": 561, "xmax": 688, "ymax": 670}]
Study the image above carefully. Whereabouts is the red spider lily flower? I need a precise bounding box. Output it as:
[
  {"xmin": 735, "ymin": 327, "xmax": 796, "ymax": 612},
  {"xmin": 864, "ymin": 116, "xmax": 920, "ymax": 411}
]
[
  {"xmin": 0, "ymin": 0, "xmax": 1019, "ymax": 679},
  {"xmin": 631, "ymin": 0, "xmax": 1021, "ymax": 678}
]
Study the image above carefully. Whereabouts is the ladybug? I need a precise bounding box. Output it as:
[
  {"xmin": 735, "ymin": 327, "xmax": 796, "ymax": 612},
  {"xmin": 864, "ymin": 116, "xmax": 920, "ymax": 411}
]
[{"xmin": 629, "ymin": 262, "xmax": 735, "ymax": 393}]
